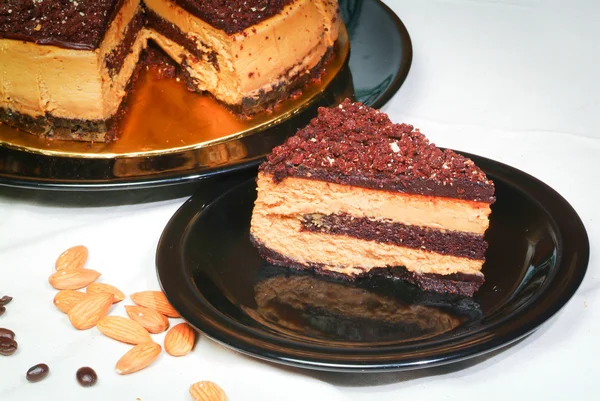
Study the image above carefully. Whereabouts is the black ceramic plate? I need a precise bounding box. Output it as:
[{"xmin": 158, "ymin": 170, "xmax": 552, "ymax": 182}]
[
  {"xmin": 156, "ymin": 153, "xmax": 589, "ymax": 372},
  {"xmin": 0, "ymin": 0, "xmax": 412, "ymax": 191}
]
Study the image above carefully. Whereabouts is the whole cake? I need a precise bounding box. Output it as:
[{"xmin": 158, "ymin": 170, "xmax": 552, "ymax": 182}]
[
  {"xmin": 0, "ymin": 0, "xmax": 341, "ymax": 141},
  {"xmin": 250, "ymin": 99, "xmax": 495, "ymax": 297}
]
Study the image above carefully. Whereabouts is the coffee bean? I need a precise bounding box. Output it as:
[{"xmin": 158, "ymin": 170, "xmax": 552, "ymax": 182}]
[
  {"xmin": 0, "ymin": 296, "xmax": 12, "ymax": 306},
  {"xmin": 26, "ymin": 363, "xmax": 49, "ymax": 383},
  {"xmin": 0, "ymin": 337, "xmax": 17, "ymax": 356},
  {"xmin": 0, "ymin": 328, "xmax": 15, "ymax": 340},
  {"xmin": 76, "ymin": 367, "xmax": 97, "ymax": 387},
  {"xmin": 0, "ymin": 306, "xmax": 5, "ymax": 316}
]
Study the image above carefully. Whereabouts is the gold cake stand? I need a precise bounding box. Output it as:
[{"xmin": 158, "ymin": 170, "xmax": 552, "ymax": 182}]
[{"xmin": 0, "ymin": 28, "xmax": 350, "ymax": 160}]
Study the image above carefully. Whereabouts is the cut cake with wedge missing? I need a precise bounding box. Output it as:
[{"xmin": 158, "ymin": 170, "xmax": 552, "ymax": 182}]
[
  {"xmin": 0, "ymin": 0, "xmax": 341, "ymax": 141},
  {"xmin": 250, "ymin": 99, "xmax": 495, "ymax": 297}
]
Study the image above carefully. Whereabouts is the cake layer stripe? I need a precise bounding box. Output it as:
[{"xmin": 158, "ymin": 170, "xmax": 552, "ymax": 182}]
[
  {"xmin": 250, "ymin": 213, "xmax": 486, "ymax": 277},
  {"xmin": 301, "ymin": 213, "xmax": 487, "ymax": 260},
  {"xmin": 144, "ymin": 8, "xmax": 219, "ymax": 69},
  {"xmin": 255, "ymin": 174, "xmax": 491, "ymax": 234},
  {"xmin": 251, "ymin": 237, "xmax": 485, "ymax": 297},
  {"xmin": 105, "ymin": 9, "xmax": 146, "ymax": 77},
  {"xmin": 268, "ymin": 165, "xmax": 495, "ymax": 203}
]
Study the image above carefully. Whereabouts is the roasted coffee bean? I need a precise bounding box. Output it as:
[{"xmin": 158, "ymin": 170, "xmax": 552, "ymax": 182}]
[
  {"xmin": 0, "ymin": 296, "xmax": 12, "ymax": 306},
  {"xmin": 0, "ymin": 328, "xmax": 15, "ymax": 340},
  {"xmin": 76, "ymin": 367, "xmax": 97, "ymax": 387},
  {"xmin": 26, "ymin": 364, "xmax": 49, "ymax": 383},
  {"xmin": 0, "ymin": 306, "xmax": 5, "ymax": 316},
  {"xmin": 0, "ymin": 337, "xmax": 17, "ymax": 356}
]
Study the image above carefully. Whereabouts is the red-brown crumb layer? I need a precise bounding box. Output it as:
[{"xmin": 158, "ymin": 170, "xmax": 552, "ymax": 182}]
[
  {"xmin": 0, "ymin": 0, "xmax": 124, "ymax": 50},
  {"xmin": 260, "ymin": 99, "xmax": 496, "ymax": 202},
  {"xmin": 172, "ymin": 0, "xmax": 294, "ymax": 34}
]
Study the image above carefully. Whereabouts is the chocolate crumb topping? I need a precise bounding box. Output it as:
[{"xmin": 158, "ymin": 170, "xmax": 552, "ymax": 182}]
[
  {"xmin": 0, "ymin": 0, "xmax": 123, "ymax": 50},
  {"xmin": 173, "ymin": 0, "xmax": 294, "ymax": 35},
  {"xmin": 261, "ymin": 99, "xmax": 496, "ymax": 202}
]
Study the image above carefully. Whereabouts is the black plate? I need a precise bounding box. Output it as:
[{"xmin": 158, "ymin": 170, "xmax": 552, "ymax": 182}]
[
  {"xmin": 156, "ymin": 153, "xmax": 589, "ymax": 372},
  {"xmin": 0, "ymin": 0, "xmax": 412, "ymax": 191}
]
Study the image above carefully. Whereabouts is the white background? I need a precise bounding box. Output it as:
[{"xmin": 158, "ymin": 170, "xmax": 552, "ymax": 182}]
[{"xmin": 1, "ymin": 0, "xmax": 598, "ymax": 399}]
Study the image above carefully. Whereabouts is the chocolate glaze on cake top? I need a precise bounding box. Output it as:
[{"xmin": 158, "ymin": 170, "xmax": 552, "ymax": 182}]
[
  {"xmin": 173, "ymin": 0, "xmax": 294, "ymax": 35},
  {"xmin": 0, "ymin": 0, "xmax": 123, "ymax": 49},
  {"xmin": 261, "ymin": 99, "xmax": 496, "ymax": 202}
]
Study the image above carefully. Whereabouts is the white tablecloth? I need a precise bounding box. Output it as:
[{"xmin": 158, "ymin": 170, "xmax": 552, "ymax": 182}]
[{"xmin": 1, "ymin": 1, "xmax": 598, "ymax": 399}]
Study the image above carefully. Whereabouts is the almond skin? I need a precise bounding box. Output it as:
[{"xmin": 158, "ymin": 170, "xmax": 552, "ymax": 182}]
[
  {"xmin": 55, "ymin": 245, "xmax": 88, "ymax": 270},
  {"xmin": 86, "ymin": 283, "xmax": 125, "ymax": 303},
  {"xmin": 189, "ymin": 381, "xmax": 228, "ymax": 401},
  {"xmin": 164, "ymin": 323, "xmax": 196, "ymax": 356},
  {"xmin": 125, "ymin": 305, "xmax": 169, "ymax": 334},
  {"xmin": 115, "ymin": 342, "xmax": 161, "ymax": 375},
  {"xmin": 97, "ymin": 316, "xmax": 151, "ymax": 345},
  {"xmin": 130, "ymin": 291, "xmax": 179, "ymax": 318},
  {"xmin": 68, "ymin": 292, "xmax": 114, "ymax": 330},
  {"xmin": 53, "ymin": 290, "xmax": 89, "ymax": 314},
  {"xmin": 48, "ymin": 268, "xmax": 101, "ymax": 290}
]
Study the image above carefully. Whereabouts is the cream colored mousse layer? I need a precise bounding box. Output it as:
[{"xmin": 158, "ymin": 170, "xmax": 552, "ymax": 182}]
[
  {"xmin": 254, "ymin": 173, "xmax": 492, "ymax": 234},
  {"xmin": 144, "ymin": 0, "xmax": 340, "ymax": 107},
  {"xmin": 0, "ymin": 0, "xmax": 144, "ymax": 137}
]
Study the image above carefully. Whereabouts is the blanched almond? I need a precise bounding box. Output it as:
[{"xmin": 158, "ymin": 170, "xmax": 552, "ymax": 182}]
[
  {"xmin": 86, "ymin": 283, "xmax": 125, "ymax": 303},
  {"xmin": 125, "ymin": 305, "xmax": 169, "ymax": 334},
  {"xmin": 164, "ymin": 323, "xmax": 196, "ymax": 356},
  {"xmin": 48, "ymin": 268, "xmax": 100, "ymax": 290},
  {"xmin": 115, "ymin": 342, "xmax": 161, "ymax": 375},
  {"xmin": 97, "ymin": 316, "xmax": 151, "ymax": 345},
  {"xmin": 130, "ymin": 291, "xmax": 179, "ymax": 318},
  {"xmin": 55, "ymin": 245, "xmax": 88, "ymax": 270},
  {"xmin": 189, "ymin": 381, "xmax": 227, "ymax": 401},
  {"xmin": 68, "ymin": 292, "xmax": 113, "ymax": 330},
  {"xmin": 53, "ymin": 290, "xmax": 88, "ymax": 313}
]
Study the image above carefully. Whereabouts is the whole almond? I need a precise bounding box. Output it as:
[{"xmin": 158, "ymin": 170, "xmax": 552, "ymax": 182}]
[
  {"xmin": 55, "ymin": 245, "xmax": 88, "ymax": 270},
  {"xmin": 115, "ymin": 342, "xmax": 161, "ymax": 375},
  {"xmin": 97, "ymin": 316, "xmax": 151, "ymax": 345},
  {"xmin": 130, "ymin": 291, "xmax": 179, "ymax": 318},
  {"xmin": 125, "ymin": 305, "xmax": 169, "ymax": 334},
  {"xmin": 68, "ymin": 292, "xmax": 113, "ymax": 330},
  {"xmin": 48, "ymin": 268, "xmax": 101, "ymax": 290},
  {"xmin": 189, "ymin": 381, "xmax": 227, "ymax": 401},
  {"xmin": 164, "ymin": 323, "xmax": 196, "ymax": 356},
  {"xmin": 53, "ymin": 290, "xmax": 89, "ymax": 313},
  {"xmin": 86, "ymin": 283, "xmax": 125, "ymax": 303}
]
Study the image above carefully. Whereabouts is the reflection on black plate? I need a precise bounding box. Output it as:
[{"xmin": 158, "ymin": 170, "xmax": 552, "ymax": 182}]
[
  {"xmin": 0, "ymin": 0, "xmax": 412, "ymax": 191},
  {"xmin": 246, "ymin": 265, "xmax": 482, "ymax": 344},
  {"xmin": 156, "ymin": 153, "xmax": 589, "ymax": 372}
]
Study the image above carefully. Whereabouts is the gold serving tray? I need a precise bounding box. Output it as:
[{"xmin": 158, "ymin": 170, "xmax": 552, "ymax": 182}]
[{"xmin": 0, "ymin": 27, "xmax": 349, "ymax": 159}]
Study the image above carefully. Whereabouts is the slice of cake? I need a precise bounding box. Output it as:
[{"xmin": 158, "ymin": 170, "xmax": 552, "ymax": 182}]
[
  {"xmin": 0, "ymin": 0, "xmax": 342, "ymax": 141},
  {"xmin": 250, "ymin": 99, "xmax": 495, "ymax": 296}
]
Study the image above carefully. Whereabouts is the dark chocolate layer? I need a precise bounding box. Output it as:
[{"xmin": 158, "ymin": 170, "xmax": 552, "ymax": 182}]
[
  {"xmin": 0, "ymin": 0, "xmax": 124, "ymax": 50},
  {"xmin": 105, "ymin": 8, "xmax": 145, "ymax": 77},
  {"xmin": 301, "ymin": 214, "xmax": 487, "ymax": 260},
  {"xmin": 260, "ymin": 99, "xmax": 496, "ymax": 202},
  {"xmin": 144, "ymin": 8, "xmax": 220, "ymax": 71},
  {"xmin": 251, "ymin": 235, "xmax": 485, "ymax": 297},
  {"xmin": 0, "ymin": 107, "xmax": 110, "ymax": 142},
  {"xmin": 172, "ymin": 0, "xmax": 294, "ymax": 35}
]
